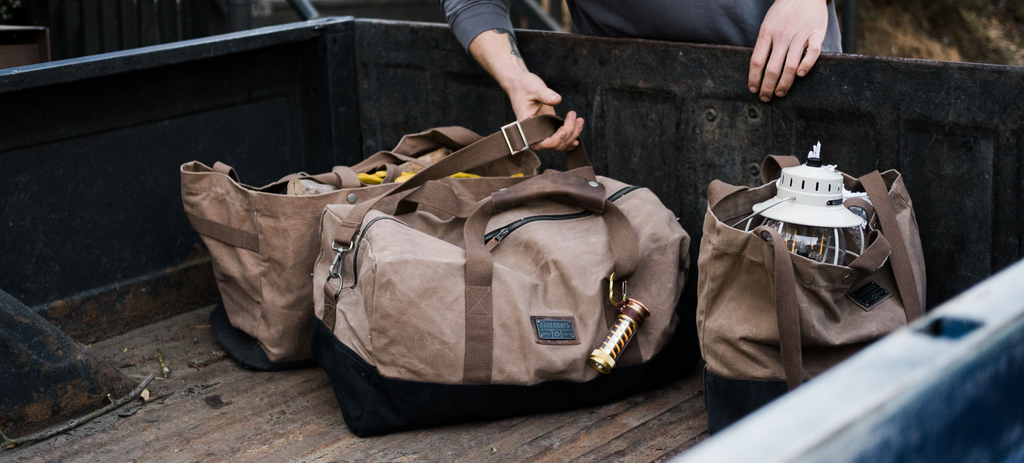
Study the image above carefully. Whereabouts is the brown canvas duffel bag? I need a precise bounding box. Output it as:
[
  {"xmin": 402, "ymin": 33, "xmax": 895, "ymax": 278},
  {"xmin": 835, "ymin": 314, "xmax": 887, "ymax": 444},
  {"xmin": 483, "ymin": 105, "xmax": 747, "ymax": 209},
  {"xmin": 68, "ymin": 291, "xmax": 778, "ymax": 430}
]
[
  {"xmin": 697, "ymin": 155, "xmax": 926, "ymax": 433},
  {"xmin": 310, "ymin": 115, "xmax": 698, "ymax": 436},
  {"xmin": 180, "ymin": 127, "xmax": 541, "ymax": 370}
]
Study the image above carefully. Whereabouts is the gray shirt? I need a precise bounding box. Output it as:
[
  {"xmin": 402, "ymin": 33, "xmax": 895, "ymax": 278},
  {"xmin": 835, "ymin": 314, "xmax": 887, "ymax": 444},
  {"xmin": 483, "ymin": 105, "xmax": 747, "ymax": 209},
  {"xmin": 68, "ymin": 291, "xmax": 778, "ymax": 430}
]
[{"xmin": 439, "ymin": 0, "xmax": 842, "ymax": 53}]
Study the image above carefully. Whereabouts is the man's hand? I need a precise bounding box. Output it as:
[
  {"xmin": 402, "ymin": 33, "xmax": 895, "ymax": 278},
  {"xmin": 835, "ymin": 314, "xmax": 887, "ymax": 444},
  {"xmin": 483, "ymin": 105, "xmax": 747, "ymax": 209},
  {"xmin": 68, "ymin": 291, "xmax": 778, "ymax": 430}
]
[
  {"xmin": 748, "ymin": 0, "xmax": 829, "ymax": 102},
  {"xmin": 469, "ymin": 29, "xmax": 584, "ymax": 151},
  {"xmin": 506, "ymin": 72, "xmax": 583, "ymax": 151}
]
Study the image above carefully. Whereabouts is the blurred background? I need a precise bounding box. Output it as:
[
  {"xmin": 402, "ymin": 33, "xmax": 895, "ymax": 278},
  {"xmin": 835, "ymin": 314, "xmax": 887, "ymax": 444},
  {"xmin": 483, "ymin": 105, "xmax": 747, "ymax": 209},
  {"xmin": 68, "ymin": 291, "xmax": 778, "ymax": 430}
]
[{"xmin": 1, "ymin": 0, "xmax": 1023, "ymax": 65}]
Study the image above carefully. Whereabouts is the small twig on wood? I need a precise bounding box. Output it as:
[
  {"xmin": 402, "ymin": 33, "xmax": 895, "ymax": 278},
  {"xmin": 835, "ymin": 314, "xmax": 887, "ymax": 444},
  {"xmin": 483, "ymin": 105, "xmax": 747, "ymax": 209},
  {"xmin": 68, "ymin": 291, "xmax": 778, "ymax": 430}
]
[
  {"xmin": 156, "ymin": 348, "xmax": 170, "ymax": 378},
  {"xmin": 0, "ymin": 374, "xmax": 155, "ymax": 450}
]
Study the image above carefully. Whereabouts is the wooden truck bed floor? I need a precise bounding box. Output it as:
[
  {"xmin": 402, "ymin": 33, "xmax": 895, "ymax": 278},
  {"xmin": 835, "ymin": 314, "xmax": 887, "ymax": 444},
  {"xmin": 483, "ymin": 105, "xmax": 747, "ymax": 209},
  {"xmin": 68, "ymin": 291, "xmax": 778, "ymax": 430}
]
[{"xmin": 4, "ymin": 306, "xmax": 708, "ymax": 462}]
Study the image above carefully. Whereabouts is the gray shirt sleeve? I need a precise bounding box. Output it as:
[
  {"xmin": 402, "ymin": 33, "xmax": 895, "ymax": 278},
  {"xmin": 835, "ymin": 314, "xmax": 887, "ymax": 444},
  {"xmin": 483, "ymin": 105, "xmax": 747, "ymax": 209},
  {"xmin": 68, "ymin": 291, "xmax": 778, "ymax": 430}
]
[{"xmin": 437, "ymin": 0, "xmax": 516, "ymax": 51}]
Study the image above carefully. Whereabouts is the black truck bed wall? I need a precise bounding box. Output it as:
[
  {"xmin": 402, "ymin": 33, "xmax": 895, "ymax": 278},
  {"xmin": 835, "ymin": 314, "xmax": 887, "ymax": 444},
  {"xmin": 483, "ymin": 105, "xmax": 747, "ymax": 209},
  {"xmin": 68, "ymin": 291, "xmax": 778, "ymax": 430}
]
[{"xmin": 0, "ymin": 17, "xmax": 1020, "ymax": 342}]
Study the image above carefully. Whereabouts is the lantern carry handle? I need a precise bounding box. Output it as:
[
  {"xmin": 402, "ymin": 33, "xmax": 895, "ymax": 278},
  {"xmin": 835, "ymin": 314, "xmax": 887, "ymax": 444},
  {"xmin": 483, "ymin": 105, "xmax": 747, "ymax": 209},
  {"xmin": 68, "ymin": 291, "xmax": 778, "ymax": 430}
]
[{"xmin": 735, "ymin": 196, "xmax": 795, "ymax": 230}]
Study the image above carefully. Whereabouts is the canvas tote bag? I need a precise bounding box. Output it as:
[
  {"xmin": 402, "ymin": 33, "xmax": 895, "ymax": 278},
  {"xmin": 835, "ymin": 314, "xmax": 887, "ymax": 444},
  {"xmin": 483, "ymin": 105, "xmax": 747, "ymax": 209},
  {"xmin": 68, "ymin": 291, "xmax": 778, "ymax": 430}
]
[
  {"xmin": 180, "ymin": 127, "xmax": 541, "ymax": 370},
  {"xmin": 696, "ymin": 155, "xmax": 926, "ymax": 433},
  {"xmin": 311, "ymin": 115, "xmax": 698, "ymax": 436}
]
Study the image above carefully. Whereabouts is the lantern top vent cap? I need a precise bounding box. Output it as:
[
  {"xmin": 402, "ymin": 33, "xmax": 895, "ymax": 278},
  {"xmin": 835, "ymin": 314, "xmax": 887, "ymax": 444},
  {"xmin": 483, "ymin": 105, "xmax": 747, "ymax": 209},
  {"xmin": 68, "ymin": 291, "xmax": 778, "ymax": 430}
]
[{"xmin": 752, "ymin": 142, "xmax": 863, "ymax": 228}]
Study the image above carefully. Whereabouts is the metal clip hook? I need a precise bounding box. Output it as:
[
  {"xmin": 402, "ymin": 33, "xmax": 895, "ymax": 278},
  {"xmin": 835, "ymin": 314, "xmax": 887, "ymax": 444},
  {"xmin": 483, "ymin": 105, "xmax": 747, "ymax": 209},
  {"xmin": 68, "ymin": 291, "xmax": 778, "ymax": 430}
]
[
  {"xmin": 326, "ymin": 241, "xmax": 355, "ymax": 297},
  {"xmin": 608, "ymin": 272, "xmax": 628, "ymax": 307}
]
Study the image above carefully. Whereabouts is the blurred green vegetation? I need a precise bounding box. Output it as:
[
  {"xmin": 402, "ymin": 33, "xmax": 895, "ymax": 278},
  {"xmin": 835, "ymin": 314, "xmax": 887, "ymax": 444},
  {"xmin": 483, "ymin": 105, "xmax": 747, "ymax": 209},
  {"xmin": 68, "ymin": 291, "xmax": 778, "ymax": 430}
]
[{"xmin": 0, "ymin": 0, "xmax": 25, "ymax": 24}]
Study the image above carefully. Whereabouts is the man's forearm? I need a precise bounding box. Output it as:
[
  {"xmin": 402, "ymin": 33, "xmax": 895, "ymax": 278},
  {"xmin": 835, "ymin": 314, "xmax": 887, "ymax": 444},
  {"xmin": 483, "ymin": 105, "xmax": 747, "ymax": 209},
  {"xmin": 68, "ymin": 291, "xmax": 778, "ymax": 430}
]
[
  {"xmin": 468, "ymin": 29, "xmax": 531, "ymax": 94},
  {"xmin": 463, "ymin": 27, "xmax": 583, "ymax": 150}
]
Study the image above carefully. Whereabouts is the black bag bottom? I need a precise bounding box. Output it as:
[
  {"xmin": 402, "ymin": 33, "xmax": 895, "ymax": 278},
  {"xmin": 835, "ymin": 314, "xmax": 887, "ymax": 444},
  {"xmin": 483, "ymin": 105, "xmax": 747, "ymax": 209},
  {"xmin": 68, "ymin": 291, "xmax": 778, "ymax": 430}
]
[
  {"xmin": 210, "ymin": 302, "xmax": 316, "ymax": 371},
  {"xmin": 312, "ymin": 313, "xmax": 701, "ymax": 437},
  {"xmin": 703, "ymin": 366, "xmax": 789, "ymax": 434}
]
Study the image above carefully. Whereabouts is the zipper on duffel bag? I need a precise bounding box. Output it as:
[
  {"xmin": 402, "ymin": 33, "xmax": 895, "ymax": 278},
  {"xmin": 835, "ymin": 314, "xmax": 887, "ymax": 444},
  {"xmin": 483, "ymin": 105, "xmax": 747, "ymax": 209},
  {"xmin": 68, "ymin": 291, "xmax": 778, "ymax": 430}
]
[
  {"xmin": 345, "ymin": 185, "xmax": 642, "ymax": 289},
  {"xmin": 346, "ymin": 216, "xmax": 411, "ymax": 289},
  {"xmin": 483, "ymin": 185, "xmax": 642, "ymax": 244}
]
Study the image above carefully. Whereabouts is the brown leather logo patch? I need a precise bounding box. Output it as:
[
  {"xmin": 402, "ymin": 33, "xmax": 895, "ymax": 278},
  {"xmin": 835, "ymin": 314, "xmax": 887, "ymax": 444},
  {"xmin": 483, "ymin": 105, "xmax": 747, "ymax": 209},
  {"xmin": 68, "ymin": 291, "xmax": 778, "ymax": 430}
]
[
  {"xmin": 531, "ymin": 316, "xmax": 580, "ymax": 345},
  {"xmin": 847, "ymin": 281, "xmax": 894, "ymax": 312}
]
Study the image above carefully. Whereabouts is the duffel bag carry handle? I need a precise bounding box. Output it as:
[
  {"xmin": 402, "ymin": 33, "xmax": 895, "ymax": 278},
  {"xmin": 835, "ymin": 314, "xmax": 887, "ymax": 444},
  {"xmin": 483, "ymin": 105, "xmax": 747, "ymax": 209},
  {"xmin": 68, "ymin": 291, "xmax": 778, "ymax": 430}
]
[
  {"xmin": 208, "ymin": 126, "xmax": 485, "ymax": 191},
  {"xmin": 752, "ymin": 225, "xmax": 803, "ymax": 391},
  {"xmin": 333, "ymin": 115, "xmax": 594, "ymax": 246},
  {"xmin": 706, "ymin": 155, "xmax": 800, "ymax": 215},
  {"xmin": 752, "ymin": 225, "xmax": 894, "ymax": 390},
  {"xmin": 459, "ymin": 171, "xmax": 641, "ymax": 384},
  {"xmin": 346, "ymin": 126, "xmax": 489, "ymax": 176},
  {"xmin": 389, "ymin": 126, "xmax": 485, "ymax": 159},
  {"xmin": 760, "ymin": 155, "xmax": 801, "ymax": 185},
  {"xmin": 212, "ymin": 162, "xmax": 365, "ymax": 190},
  {"xmin": 213, "ymin": 161, "xmax": 240, "ymax": 183},
  {"xmin": 860, "ymin": 171, "xmax": 924, "ymax": 322}
]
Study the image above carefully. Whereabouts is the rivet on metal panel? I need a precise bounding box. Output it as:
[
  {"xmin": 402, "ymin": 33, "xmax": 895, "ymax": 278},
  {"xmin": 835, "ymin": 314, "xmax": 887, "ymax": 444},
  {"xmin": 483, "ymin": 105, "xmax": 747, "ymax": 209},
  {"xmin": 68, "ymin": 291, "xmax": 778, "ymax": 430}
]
[
  {"xmin": 748, "ymin": 163, "xmax": 760, "ymax": 177},
  {"xmin": 705, "ymin": 108, "xmax": 718, "ymax": 122},
  {"xmin": 747, "ymin": 105, "xmax": 760, "ymax": 120},
  {"xmin": 347, "ymin": 194, "xmax": 357, "ymax": 204}
]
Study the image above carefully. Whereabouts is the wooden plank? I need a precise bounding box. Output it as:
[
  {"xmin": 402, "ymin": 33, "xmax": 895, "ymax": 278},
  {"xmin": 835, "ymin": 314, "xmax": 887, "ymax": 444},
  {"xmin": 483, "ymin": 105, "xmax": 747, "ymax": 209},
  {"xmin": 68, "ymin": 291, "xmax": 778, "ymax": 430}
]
[
  {"xmin": 2, "ymin": 306, "xmax": 708, "ymax": 462},
  {"xmin": 570, "ymin": 394, "xmax": 707, "ymax": 462},
  {"xmin": 654, "ymin": 433, "xmax": 710, "ymax": 463},
  {"xmin": 435, "ymin": 377, "xmax": 701, "ymax": 462},
  {"xmin": 500, "ymin": 377, "xmax": 704, "ymax": 462}
]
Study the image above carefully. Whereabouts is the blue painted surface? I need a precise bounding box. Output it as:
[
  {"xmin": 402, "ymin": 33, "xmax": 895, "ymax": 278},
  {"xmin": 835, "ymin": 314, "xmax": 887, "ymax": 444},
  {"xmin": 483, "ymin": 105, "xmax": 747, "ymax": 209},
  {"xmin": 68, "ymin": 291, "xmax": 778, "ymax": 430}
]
[{"xmin": 675, "ymin": 260, "xmax": 1024, "ymax": 463}]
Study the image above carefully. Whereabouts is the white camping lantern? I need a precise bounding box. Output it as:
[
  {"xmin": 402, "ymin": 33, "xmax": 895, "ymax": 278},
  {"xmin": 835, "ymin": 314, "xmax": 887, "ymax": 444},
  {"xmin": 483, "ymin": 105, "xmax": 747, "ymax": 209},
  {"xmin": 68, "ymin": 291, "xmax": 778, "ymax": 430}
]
[{"xmin": 749, "ymin": 142, "xmax": 865, "ymax": 265}]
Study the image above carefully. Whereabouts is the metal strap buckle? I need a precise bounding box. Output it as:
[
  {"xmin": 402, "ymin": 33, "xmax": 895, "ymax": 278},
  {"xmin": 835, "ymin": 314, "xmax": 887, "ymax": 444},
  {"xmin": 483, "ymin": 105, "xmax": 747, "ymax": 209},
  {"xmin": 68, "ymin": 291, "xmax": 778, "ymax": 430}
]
[
  {"xmin": 326, "ymin": 241, "xmax": 355, "ymax": 297},
  {"xmin": 501, "ymin": 120, "xmax": 529, "ymax": 155}
]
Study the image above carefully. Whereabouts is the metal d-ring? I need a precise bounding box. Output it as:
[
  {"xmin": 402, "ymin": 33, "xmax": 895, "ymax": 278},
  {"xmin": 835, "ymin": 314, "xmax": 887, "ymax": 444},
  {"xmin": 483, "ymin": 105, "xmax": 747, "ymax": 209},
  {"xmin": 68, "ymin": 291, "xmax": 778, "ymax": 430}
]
[
  {"xmin": 608, "ymin": 272, "xmax": 628, "ymax": 307},
  {"xmin": 327, "ymin": 241, "xmax": 355, "ymax": 297}
]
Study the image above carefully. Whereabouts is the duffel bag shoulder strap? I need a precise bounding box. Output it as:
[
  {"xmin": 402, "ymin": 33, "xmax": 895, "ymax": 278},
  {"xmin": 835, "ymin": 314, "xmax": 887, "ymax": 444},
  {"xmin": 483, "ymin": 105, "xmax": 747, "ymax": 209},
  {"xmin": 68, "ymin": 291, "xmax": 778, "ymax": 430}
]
[
  {"xmin": 860, "ymin": 171, "xmax": 923, "ymax": 322},
  {"xmin": 332, "ymin": 115, "xmax": 593, "ymax": 246},
  {"xmin": 459, "ymin": 171, "xmax": 640, "ymax": 384}
]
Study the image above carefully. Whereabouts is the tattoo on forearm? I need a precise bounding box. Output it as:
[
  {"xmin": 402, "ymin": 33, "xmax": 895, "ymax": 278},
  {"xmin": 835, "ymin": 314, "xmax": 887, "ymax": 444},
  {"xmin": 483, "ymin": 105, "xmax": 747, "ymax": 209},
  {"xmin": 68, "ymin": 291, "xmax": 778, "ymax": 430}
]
[{"xmin": 493, "ymin": 29, "xmax": 522, "ymax": 59}]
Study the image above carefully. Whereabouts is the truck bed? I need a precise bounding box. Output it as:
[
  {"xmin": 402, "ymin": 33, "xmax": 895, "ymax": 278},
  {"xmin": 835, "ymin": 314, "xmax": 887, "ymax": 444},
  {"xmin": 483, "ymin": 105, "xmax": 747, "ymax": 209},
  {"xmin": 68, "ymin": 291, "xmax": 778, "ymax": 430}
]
[{"xmin": 4, "ymin": 306, "xmax": 707, "ymax": 462}]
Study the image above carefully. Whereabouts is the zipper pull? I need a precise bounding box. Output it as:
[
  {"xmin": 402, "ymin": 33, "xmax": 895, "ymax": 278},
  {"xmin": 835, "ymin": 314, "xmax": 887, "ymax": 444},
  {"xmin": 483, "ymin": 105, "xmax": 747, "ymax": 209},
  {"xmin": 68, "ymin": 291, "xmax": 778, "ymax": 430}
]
[{"xmin": 494, "ymin": 228, "xmax": 512, "ymax": 242}]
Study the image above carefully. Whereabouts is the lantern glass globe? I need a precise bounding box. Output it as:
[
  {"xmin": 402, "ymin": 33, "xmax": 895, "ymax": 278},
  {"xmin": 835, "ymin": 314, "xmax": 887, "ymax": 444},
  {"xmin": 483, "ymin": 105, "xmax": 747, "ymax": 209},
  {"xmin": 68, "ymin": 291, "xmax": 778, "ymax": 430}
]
[{"xmin": 763, "ymin": 219, "xmax": 848, "ymax": 265}]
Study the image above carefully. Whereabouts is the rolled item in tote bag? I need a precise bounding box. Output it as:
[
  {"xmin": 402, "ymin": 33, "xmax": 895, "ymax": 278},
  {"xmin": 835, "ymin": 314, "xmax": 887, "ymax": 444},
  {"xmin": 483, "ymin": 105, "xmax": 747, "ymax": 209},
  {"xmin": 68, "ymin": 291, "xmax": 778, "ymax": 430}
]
[
  {"xmin": 311, "ymin": 115, "xmax": 699, "ymax": 436},
  {"xmin": 696, "ymin": 155, "xmax": 926, "ymax": 433},
  {"xmin": 180, "ymin": 127, "xmax": 541, "ymax": 370}
]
